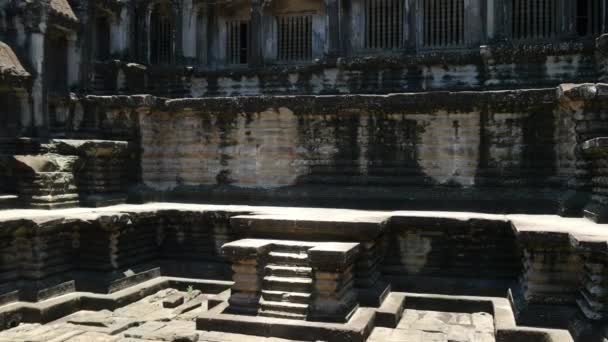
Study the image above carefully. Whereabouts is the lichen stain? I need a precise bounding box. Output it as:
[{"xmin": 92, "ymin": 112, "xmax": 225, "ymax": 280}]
[{"xmin": 398, "ymin": 232, "xmax": 432, "ymax": 275}]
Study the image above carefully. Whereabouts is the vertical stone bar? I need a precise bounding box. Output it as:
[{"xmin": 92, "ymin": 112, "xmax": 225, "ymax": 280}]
[
  {"xmin": 326, "ymin": 0, "xmax": 341, "ymax": 57},
  {"xmin": 67, "ymin": 33, "xmax": 80, "ymax": 89},
  {"xmin": 111, "ymin": 6, "xmax": 130, "ymax": 59},
  {"xmin": 249, "ymin": 0, "xmax": 263, "ymax": 67},
  {"xmin": 26, "ymin": 2, "xmax": 49, "ymax": 138}
]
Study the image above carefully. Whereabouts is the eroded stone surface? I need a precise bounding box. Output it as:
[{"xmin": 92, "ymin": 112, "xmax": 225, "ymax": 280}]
[
  {"xmin": 0, "ymin": 288, "xmax": 305, "ymax": 342},
  {"xmin": 369, "ymin": 309, "xmax": 495, "ymax": 342}
]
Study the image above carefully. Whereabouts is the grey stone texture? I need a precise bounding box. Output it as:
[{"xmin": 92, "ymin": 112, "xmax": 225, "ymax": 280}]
[
  {"xmin": 0, "ymin": 204, "xmax": 598, "ymax": 340},
  {"xmin": 0, "ymin": 1, "xmax": 607, "ymax": 341},
  {"xmin": 0, "ymin": 288, "xmax": 303, "ymax": 342},
  {"xmin": 368, "ymin": 309, "xmax": 495, "ymax": 342}
]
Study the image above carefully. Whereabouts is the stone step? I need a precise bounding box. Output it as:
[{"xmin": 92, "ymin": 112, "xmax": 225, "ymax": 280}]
[
  {"xmin": 261, "ymin": 290, "xmax": 311, "ymax": 304},
  {"xmin": 263, "ymin": 276, "xmax": 313, "ymax": 293},
  {"xmin": 270, "ymin": 244, "xmax": 312, "ymax": 254},
  {"xmin": 260, "ymin": 299, "xmax": 309, "ymax": 315},
  {"xmin": 267, "ymin": 252, "xmax": 309, "ymax": 266},
  {"xmin": 258, "ymin": 309, "xmax": 307, "ymax": 320},
  {"xmin": 265, "ymin": 265, "xmax": 312, "ymax": 278}
]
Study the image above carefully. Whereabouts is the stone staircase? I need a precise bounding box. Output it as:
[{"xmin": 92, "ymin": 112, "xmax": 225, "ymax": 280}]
[
  {"xmin": 223, "ymin": 239, "xmax": 359, "ymax": 322},
  {"xmin": 259, "ymin": 244, "xmax": 313, "ymax": 320}
]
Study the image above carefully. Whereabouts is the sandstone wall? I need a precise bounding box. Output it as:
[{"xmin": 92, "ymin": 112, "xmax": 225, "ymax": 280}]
[
  {"xmin": 90, "ymin": 42, "xmax": 598, "ymax": 98},
  {"xmin": 137, "ymin": 90, "xmax": 563, "ymax": 191}
]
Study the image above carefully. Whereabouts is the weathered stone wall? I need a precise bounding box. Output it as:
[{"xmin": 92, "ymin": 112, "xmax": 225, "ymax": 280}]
[
  {"xmin": 0, "ymin": 207, "xmax": 241, "ymax": 304},
  {"xmin": 384, "ymin": 215, "xmax": 521, "ymax": 296},
  {"xmin": 0, "ymin": 205, "xmax": 604, "ymax": 334},
  {"xmin": 91, "ymin": 43, "xmax": 598, "ymax": 97},
  {"xmin": 130, "ymin": 89, "xmax": 568, "ymax": 209}
]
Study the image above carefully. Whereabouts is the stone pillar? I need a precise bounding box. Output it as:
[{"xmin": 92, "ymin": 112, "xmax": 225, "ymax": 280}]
[
  {"xmin": 582, "ymin": 138, "xmax": 608, "ymax": 223},
  {"xmin": 308, "ymin": 243, "xmax": 359, "ymax": 323},
  {"xmin": 15, "ymin": 89, "xmax": 32, "ymax": 136},
  {"xmin": 28, "ymin": 26, "xmax": 48, "ymax": 137},
  {"xmin": 513, "ymin": 232, "xmax": 583, "ymax": 326},
  {"xmin": 354, "ymin": 237, "xmax": 390, "ymax": 307},
  {"xmin": 249, "ymin": 0, "xmax": 264, "ymax": 67},
  {"xmin": 325, "ymin": 0, "xmax": 341, "ymax": 57},
  {"xmin": 181, "ymin": 0, "xmax": 197, "ymax": 64},
  {"xmin": 597, "ymin": 34, "xmax": 608, "ymax": 84},
  {"xmin": 463, "ymin": 0, "xmax": 482, "ymax": 46},
  {"xmin": 577, "ymin": 247, "xmax": 608, "ymax": 321},
  {"xmin": 173, "ymin": 4, "xmax": 183, "ymax": 63},
  {"xmin": 67, "ymin": 33, "xmax": 80, "ymax": 89},
  {"xmin": 492, "ymin": 0, "xmax": 511, "ymax": 42},
  {"xmin": 222, "ymin": 239, "xmax": 272, "ymax": 314},
  {"xmin": 485, "ymin": 0, "xmax": 495, "ymax": 41},
  {"xmin": 111, "ymin": 6, "xmax": 130, "ymax": 58}
]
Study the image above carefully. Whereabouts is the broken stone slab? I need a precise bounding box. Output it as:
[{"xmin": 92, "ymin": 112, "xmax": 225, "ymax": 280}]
[
  {"xmin": 308, "ymin": 243, "xmax": 359, "ymax": 272},
  {"xmin": 51, "ymin": 139, "xmax": 130, "ymax": 158},
  {"xmin": 162, "ymin": 294, "xmax": 185, "ymax": 308},
  {"xmin": 59, "ymin": 310, "xmax": 139, "ymax": 335},
  {"xmin": 124, "ymin": 320, "xmax": 199, "ymax": 342},
  {"xmin": 11, "ymin": 154, "xmax": 80, "ymax": 173},
  {"xmin": 221, "ymin": 239, "xmax": 274, "ymax": 262}
]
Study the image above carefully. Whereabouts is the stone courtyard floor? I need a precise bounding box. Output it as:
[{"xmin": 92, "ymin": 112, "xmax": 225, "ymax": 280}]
[
  {"xmin": 368, "ymin": 309, "xmax": 495, "ymax": 342},
  {"xmin": 0, "ymin": 288, "xmax": 496, "ymax": 342}
]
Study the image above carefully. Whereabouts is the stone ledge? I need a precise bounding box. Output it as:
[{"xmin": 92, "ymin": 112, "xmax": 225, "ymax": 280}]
[
  {"xmin": 374, "ymin": 292, "xmax": 572, "ymax": 342},
  {"xmin": 196, "ymin": 301, "xmax": 376, "ymax": 342},
  {"xmin": 0, "ymin": 276, "xmax": 231, "ymax": 331},
  {"xmin": 231, "ymin": 213, "xmax": 387, "ymax": 241},
  {"xmin": 0, "ymin": 204, "xmax": 605, "ymax": 250}
]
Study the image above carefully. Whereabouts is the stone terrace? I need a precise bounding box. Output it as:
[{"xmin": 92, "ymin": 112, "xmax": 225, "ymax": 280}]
[{"xmin": 0, "ymin": 204, "xmax": 603, "ymax": 341}]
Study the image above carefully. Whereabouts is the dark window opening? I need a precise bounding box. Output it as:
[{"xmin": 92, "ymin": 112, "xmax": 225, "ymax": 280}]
[
  {"xmin": 422, "ymin": 0, "xmax": 465, "ymax": 48},
  {"xmin": 364, "ymin": 0, "xmax": 404, "ymax": 49},
  {"xmin": 150, "ymin": 3, "xmax": 175, "ymax": 64},
  {"xmin": 577, "ymin": 0, "xmax": 604, "ymax": 36},
  {"xmin": 0, "ymin": 92, "xmax": 19, "ymax": 138},
  {"xmin": 133, "ymin": 7, "xmax": 146, "ymax": 62},
  {"xmin": 278, "ymin": 15, "xmax": 313, "ymax": 61},
  {"xmin": 511, "ymin": 0, "xmax": 558, "ymax": 41},
  {"xmin": 46, "ymin": 33, "xmax": 69, "ymax": 94},
  {"xmin": 95, "ymin": 15, "xmax": 111, "ymax": 61},
  {"xmin": 227, "ymin": 20, "xmax": 249, "ymax": 65}
]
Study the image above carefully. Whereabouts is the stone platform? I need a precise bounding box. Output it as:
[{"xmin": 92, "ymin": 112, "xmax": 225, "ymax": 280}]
[
  {"xmin": 0, "ymin": 204, "xmax": 605, "ymax": 340},
  {"xmin": 0, "ymin": 286, "xmax": 574, "ymax": 342}
]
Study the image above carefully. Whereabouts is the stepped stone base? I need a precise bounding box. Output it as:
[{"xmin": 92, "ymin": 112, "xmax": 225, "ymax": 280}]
[{"xmin": 222, "ymin": 239, "xmax": 360, "ymax": 322}]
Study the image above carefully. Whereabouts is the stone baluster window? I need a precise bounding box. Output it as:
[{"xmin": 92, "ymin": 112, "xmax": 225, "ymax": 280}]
[
  {"xmin": 364, "ymin": 0, "xmax": 404, "ymax": 49},
  {"xmin": 226, "ymin": 20, "xmax": 249, "ymax": 65},
  {"xmin": 421, "ymin": 0, "xmax": 465, "ymax": 48},
  {"xmin": 277, "ymin": 14, "xmax": 313, "ymax": 62},
  {"xmin": 150, "ymin": 3, "xmax": 175, "ymax": 64},
  {"xmin": 511, "ymin": 0, "xmax": 558, "ymax": 41},
  {"xmin": 576, "ymin": 0, "xmax": 605, "ymax": 36}
]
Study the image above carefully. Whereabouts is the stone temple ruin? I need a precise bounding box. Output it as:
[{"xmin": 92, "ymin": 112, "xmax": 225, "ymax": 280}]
[{"xmin": 1, "ymin": 0, "xmax": 608, "ymax": 341}]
